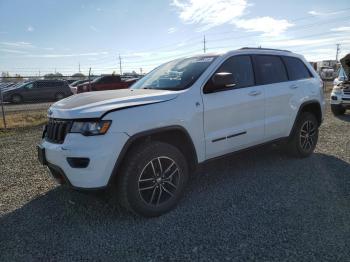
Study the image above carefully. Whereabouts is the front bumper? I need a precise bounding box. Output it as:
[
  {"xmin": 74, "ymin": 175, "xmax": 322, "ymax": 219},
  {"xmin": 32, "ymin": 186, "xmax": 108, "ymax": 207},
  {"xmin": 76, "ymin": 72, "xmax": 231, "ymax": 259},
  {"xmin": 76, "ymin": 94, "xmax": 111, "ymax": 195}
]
[
  {"xmin": 39, "ymin": 131, "xmax": 129, "ymax": 189},
  {"xmin": 330, "ymin": 92, "xmax": 350, "ymax": 106}
]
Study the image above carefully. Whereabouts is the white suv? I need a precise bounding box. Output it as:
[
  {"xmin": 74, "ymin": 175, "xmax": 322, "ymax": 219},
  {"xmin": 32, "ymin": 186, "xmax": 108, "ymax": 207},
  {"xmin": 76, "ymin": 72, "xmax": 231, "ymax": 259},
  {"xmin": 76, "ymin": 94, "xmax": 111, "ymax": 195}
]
[
  {"xmin": 330, "ymin": 54, "xmax": 350, "ymax": 115},
  {"xmin": 38, "ymin": 48, "xmax": 325, "ymax": 217}
]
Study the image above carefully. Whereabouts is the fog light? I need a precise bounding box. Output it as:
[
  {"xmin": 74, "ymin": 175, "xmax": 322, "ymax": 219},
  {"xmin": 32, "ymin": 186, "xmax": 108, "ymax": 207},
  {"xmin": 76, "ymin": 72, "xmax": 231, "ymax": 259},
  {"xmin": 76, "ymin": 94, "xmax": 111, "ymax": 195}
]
[
  {"xmin": 67, "ymin": 157, "xmax": 90, "ymax": 168},
  {"xmin": 331, "ymin": 96, "xmax": 338, "ymax": 101}
]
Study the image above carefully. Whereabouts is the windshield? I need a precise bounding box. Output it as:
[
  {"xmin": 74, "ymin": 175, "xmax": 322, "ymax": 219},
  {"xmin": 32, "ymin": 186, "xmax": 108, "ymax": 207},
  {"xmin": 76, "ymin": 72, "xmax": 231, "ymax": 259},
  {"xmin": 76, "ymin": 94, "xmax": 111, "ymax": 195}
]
[
  {"xmin": 338, "ymin": 67, "xmax": 348, "ymax": 80},
  {"xmin": 131, "ymin": 56, "xmax": 217, "ymax": 91}
]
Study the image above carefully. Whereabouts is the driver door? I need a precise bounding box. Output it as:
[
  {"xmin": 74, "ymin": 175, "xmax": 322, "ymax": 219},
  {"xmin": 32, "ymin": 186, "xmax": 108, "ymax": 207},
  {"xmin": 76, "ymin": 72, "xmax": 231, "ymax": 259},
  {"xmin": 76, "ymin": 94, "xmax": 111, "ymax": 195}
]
[{"xmin": 202, "ymin": 55, "xmax": 265, "ymax": 159}]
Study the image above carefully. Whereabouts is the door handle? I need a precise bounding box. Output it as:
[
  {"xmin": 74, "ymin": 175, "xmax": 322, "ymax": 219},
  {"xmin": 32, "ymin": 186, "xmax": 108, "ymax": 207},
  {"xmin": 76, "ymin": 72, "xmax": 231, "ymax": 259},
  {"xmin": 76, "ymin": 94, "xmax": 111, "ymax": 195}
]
[
  {"xmin": 248, "ymin": 90, "xmax": 261, "ymax": 96},
  {"xmin": 289, "ymin": 85, "xmax": 298, "ymax": 89}
]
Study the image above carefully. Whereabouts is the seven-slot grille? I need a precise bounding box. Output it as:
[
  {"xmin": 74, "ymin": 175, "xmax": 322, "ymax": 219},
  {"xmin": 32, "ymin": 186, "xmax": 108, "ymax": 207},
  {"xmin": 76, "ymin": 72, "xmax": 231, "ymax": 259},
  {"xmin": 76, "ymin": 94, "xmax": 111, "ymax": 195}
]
[{"xmin": 45, "ymin": 119, "xmax": 72, "ymax": 144}]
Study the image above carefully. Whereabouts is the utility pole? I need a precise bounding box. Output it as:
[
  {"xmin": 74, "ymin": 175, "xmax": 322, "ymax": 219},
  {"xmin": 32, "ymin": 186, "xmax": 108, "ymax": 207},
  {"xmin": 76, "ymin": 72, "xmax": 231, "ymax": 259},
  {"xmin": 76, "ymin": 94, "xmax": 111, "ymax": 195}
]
[
  {"xmin": 140, "ymin": 68, "xmax": 143, "ymax": 75},
  {"xmin": 0, "ymin": 86, "xmax": 7, "ymax": 129},
  {"xmin": 79, "ymin": 62, "xmax": 81, "ymax": 73},
  {"xmin": 203, "ymin": 35, "xmax": 206, "ymax": 53},
  {"xmin": 88, "ymin": 67, "xmax": 92, "ymax": 90},
  {"xmin": 119, "ymin": 54, "xmax": 122, "ymax": 76},
  {"xmin": 336, "ymin": 44, "xmax": 341, "ymax": 62}
]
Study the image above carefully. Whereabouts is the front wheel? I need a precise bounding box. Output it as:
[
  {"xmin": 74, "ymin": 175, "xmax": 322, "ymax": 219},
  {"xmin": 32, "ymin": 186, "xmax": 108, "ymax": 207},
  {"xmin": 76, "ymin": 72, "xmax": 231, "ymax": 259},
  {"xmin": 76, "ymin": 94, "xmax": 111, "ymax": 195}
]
[
  {"xmin": 115, "ymin": 141, "xmax": 189, "ymax": 217},
  {"xmin": 11, "ymin": 94, "xmax": 22, "ymax": 103},
  {"xmin": 331, "ymin": 104, "xmax": 346, "ymax": 116},
  {"xmin": 286, "ymin": 112, "xmax": 319, "ymax": 158}
]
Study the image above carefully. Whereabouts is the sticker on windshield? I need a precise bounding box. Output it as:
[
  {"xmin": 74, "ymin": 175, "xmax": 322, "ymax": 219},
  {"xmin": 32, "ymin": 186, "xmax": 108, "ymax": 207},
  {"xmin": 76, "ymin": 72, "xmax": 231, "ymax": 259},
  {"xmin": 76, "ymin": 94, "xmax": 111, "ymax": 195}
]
[{"xmin": 193, "ymin": 57, "xmax": 214, "ymax": 63}]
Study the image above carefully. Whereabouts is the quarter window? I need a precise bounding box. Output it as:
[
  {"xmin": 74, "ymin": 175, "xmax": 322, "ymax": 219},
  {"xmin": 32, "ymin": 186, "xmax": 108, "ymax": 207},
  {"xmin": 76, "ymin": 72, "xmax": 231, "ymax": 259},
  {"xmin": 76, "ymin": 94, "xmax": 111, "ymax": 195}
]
[
  {"xmin": 282, "ymin": 56, "xmax": 312, "ymax": 80},
  {"xmin": 253, "ymin": 55, "xmax": 288, "ymax": 85}
]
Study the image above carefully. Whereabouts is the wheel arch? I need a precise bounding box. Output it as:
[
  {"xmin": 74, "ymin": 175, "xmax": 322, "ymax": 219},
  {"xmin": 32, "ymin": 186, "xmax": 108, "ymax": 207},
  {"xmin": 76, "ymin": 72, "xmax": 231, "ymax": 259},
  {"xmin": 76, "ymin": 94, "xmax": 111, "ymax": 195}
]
[
  {"xmin": 290, "ymin": 100, "xmax": 322, "ymax": 137},
  {"xmin": 108, "ymin": 125, "xmax": 198, "ymax": 186},
  {"xmin": 11, "ymin": 93, "xmax": 23, "ymax": 103}
]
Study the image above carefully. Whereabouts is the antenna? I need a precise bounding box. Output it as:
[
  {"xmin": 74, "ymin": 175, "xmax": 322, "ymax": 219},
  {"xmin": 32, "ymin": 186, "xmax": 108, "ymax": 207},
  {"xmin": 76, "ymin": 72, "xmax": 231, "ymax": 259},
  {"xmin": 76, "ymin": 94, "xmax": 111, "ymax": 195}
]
[{"xmin": 203, "ymin": 35, "xmax": 206, "ymax": 53}]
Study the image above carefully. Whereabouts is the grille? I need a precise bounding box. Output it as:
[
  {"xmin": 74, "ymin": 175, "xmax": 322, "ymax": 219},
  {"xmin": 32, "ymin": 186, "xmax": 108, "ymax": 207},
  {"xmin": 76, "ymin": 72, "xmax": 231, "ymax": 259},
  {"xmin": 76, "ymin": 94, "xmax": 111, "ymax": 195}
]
[
  {"xmin": 344, "ymin": 90, "xmax": 350, "ymax": 95},
  {"xmin": 45, "ymin": 119, "xmax": 72, "ymax": 144}
]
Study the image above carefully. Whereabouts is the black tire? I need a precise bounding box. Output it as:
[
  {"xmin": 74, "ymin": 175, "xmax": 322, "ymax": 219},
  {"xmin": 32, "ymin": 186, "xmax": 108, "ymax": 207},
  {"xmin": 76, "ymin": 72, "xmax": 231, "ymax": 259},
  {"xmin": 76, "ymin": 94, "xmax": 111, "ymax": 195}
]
[
  {"xmin": 55, "ymin": 93, "xmax": 65, "ymax": 101},
  {"xmin": 11, "ymin": 94, "xmax": 22, "ymax": 104},
  {"xmin": 331, "ymin": 104, "xmax": 346, "ymax": 116},
  {"xmin": 115, "ymin": 141, "xmax": 189, "ymax": 217},
  {"xmin": 286, "ymin": 112, "xmax": 319, "ymax": 158}
]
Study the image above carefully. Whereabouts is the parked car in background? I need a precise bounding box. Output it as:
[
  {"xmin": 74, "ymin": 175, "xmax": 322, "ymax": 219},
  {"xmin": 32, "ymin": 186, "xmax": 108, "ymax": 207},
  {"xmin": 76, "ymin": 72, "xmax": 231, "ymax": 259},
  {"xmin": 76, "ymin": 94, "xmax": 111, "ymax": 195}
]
[
  {"xmin": 2, "ymin": 80, "xmax": 72, "ymax": 103},
  {"xmin": 330, "ymin": 53, "xmax": 350, "ymax": 115},
  {"xmin": 69, "ymin": 79, "xmax": 89, "ymax": 94},
  {"xmin": 333, "ymin": 66, "xmax": 348, "ymax": 86},
  {"xmin": 66, "ymin": 79, "xmax": 77, "ymax": 85},
  {"xmin": 38, "ymin": 48, "xmax": 325, "ymax": 217},
  {"xmin": 76, "ymin": 75, "xmax": 137, "ymax": 93},
  {"xmin": 319, "ymin": 66, "xmax": 335, "ymax": 81}
]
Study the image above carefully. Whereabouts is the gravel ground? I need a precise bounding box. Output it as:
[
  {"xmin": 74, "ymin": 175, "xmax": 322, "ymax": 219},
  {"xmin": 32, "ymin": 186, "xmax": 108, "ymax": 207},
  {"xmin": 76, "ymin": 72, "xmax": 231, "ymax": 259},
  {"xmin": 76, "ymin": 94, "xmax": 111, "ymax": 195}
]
[{"xmin": 0, "ymin": 105, "xmax": 349, "ymax": 261}]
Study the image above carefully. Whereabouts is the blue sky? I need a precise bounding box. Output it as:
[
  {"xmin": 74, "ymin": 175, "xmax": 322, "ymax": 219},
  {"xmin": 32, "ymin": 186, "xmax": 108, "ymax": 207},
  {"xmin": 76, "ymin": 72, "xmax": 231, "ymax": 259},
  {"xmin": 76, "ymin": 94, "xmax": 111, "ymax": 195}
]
[{"xmin": 0, "ymin": 0, "xmax": 349, "ymax": 76}]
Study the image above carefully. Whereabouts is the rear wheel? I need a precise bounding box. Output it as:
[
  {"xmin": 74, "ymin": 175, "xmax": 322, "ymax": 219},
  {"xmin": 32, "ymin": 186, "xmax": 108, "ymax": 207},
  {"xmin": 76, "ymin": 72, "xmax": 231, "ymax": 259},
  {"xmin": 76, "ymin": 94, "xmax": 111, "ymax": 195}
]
[
  {"xmin": 286, "ymin": 112, "xmax": 319, "ymax": 158},
  {"xmin": 331, "ymin": 104, "xmax": 346, "ymax": 116},
  {"xmin": 115, "ymin": 141, "xmax": 189, "ymax": 217},
  {"xmin": 11, "ymin": 94, "xmax": 22, "ymax": 103}
]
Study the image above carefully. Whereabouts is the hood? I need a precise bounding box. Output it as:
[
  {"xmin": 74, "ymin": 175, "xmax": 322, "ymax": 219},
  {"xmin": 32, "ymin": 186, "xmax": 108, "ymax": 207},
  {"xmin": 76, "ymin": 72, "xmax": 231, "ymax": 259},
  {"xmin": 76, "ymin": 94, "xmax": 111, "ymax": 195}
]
[
  {"xmin": 340, "ymin": 53, "xmax": 350, "ymax": 79},
  {"xmin": 49, "ymin": 88, "xmax": 179, "ymax": 119},
  {"xmin": 2, "ymin": 83, "xmax": 24, "ymax": 93}
]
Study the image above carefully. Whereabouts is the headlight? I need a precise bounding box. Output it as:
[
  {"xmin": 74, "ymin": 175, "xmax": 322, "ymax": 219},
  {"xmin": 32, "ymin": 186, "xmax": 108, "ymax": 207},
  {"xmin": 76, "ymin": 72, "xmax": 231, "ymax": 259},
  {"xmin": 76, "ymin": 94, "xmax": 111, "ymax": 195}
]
[
  {"xmin": 70, "ymin": 120, "xmax": 111, "ymax": 136},
  {"xmin": 332, "ymin": 86, "xmax": 342, "ymax": 95}
]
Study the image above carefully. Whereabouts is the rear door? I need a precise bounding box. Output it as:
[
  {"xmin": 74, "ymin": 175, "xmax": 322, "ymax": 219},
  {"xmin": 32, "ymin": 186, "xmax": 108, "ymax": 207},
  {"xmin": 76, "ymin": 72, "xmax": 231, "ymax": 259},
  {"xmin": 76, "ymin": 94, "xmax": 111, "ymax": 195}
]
[
  {"xmin": 252, "ymin": 55, "xmax": 292, "ymax": 140},
  {"xmin": 21, "ymin": 82, "xmax": 37, "ymax": 101},
  {"xmin": 38, "ymin": 81, "xmax": 55, "ymax": 100},
  {"xmin": 202, "ymin": 55, "xmax": 265, "ymax": 159}
]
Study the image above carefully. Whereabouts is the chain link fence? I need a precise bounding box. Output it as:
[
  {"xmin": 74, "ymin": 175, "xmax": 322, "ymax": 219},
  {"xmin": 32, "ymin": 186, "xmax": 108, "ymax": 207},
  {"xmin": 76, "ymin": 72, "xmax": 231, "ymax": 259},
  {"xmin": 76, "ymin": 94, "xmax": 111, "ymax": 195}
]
[{"xmin": 0, "ymin": 76, "xmax": 86, "ymax": 130}]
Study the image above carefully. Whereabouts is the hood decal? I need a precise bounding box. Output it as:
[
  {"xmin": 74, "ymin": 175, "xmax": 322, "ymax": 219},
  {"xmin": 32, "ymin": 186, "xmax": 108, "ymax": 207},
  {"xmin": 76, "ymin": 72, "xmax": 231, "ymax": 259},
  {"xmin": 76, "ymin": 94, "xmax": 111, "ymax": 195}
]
[
  {"xmin": 49, "ymin": 89, "xmax": 180, "ymax": 119},
  {"xmin": 100, "ymin": 96, "xmax": 176, "ymax": 118}
]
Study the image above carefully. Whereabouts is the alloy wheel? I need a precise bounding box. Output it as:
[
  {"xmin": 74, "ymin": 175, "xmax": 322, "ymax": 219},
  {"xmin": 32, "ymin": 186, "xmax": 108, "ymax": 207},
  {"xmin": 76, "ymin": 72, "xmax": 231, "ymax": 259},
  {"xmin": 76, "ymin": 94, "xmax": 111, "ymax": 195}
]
[
  {"xmin": 138, "ymin": 156, "xmax": 180, "ymax": 206},
  {"xmin": 299, "ymin": 120, "xmax": 316, "ymax": 151}
]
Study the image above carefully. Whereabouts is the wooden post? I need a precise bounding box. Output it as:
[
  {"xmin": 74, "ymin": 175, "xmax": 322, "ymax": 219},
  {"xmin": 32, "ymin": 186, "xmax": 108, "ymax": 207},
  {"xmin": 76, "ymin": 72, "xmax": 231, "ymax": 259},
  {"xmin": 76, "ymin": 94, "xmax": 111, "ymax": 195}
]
[{"xmin": 0, "ymin": 85, "xmax": 7, "ymax": 129}]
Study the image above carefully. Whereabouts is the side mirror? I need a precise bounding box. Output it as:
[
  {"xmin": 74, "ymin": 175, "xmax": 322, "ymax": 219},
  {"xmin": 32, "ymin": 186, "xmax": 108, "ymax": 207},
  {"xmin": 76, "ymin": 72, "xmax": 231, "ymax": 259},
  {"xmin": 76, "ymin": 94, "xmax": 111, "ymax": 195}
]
[{"xmin": 212, "ymin": 72, "xmax": 236, "ymax": 88}]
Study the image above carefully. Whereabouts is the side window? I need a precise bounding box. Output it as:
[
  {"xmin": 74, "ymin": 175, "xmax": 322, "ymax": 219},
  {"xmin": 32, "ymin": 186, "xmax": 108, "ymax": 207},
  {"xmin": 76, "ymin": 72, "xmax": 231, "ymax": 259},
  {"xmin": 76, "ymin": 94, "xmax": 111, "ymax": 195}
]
[
  {"xmin": 253, "ymin": 55, "xmax": 288, "ymax": 85},
  {"xmin": 36, "ymin": 82, "xmax": 46, "ymax": 88},
  {"xmin": 99, "ymin": 76, "xmax": 109, "ymax": 84},
  {"xmin": 282, "ymin": 56, "xmax": 312, "ymax": 81},
  {"xmin": 206, "ymin": 55, "xmax": 254, "ymax": 92},
  {"xmin": 54, "ymin": 81, "xmax": 63, "ymax": 87},
  {"xmin": 25, "ymin": 83, "xmax": 34, "ymax": 89},
  {"xmin": 112, "ymin": 76, "xmax": 121, "ymax": 82}
]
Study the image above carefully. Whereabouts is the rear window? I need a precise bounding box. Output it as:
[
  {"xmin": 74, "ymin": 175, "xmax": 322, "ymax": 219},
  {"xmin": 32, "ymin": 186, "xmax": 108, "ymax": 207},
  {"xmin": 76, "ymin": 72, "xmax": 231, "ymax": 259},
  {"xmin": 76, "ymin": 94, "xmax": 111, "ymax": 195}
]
[
  {"xmin": 282, "ymin": 56, "xmax": 312, "ymax": 80},
  {"xmin": 253, "ymin": 55, "xmax": 288, "ymax": 85}
]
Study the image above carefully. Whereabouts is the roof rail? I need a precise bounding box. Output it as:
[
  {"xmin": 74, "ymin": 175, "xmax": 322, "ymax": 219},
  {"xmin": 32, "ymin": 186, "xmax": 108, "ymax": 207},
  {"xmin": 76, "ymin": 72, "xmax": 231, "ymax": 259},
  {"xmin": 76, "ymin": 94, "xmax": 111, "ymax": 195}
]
[{"xmin": 240, "ymin": 47, "xmax": 291, "ymax": 53}]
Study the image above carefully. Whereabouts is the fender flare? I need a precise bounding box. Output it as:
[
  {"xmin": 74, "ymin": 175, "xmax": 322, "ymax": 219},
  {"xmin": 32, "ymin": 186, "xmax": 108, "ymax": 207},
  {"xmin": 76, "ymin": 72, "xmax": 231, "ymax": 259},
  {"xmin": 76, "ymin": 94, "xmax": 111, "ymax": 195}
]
[
  {"xmin": 289, "ymin": 100, "xmax": 322, "ymax": 137},
  {"xmin": 107, "ymin": 125, "xmax": 198, "ymax": 186}
]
